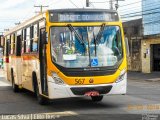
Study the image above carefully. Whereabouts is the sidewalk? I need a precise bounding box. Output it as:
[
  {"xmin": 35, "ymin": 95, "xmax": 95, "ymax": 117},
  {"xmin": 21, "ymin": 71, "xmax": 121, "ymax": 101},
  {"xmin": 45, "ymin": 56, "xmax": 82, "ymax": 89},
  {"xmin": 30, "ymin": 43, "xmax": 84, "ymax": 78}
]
[
  {"xmin": 128, "ymin": 71, "xmax": 160, "ymax": 82},
  {"xmin": 0, "ymin": 69, "xmax": 4, "ymax": 77}
]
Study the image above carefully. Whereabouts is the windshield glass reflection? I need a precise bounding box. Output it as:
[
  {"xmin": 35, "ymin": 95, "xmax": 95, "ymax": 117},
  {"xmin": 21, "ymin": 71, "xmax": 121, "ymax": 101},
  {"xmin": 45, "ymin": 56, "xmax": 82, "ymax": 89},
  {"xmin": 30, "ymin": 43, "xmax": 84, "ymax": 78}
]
[{"xmin": 50, "ymin": 26, "xmax": 123, "ymax": 68}]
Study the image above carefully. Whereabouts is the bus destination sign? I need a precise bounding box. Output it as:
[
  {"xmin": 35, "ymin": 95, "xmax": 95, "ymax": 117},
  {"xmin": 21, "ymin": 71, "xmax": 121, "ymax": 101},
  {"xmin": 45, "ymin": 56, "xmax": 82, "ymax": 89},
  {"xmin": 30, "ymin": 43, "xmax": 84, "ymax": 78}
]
[{"xmin": 50, "ymin": 11, "xmax": 119, "ymax": 22}]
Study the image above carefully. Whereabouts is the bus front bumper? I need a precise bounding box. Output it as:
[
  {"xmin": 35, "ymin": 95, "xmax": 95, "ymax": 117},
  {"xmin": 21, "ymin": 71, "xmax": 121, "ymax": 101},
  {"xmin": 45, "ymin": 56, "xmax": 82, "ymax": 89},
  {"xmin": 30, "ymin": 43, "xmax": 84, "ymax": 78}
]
[{"xmin": 47, "ymin": 74, "xmax": 127, "ymax": 99}]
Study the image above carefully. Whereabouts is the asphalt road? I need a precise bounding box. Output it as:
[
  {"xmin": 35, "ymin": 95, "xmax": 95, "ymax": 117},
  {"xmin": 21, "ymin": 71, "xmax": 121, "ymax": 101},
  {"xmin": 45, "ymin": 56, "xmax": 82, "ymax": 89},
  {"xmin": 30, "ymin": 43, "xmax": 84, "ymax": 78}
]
[{"xmin": 0, "ymin": 76, "xmax": 160, "ymax": 120}]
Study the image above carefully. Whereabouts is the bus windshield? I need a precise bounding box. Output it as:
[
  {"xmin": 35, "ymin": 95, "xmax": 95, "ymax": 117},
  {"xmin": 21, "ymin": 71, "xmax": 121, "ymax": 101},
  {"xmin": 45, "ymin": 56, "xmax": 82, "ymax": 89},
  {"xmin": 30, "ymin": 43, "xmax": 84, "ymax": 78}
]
[{"xmin": 50, "ymin": 25, "xmax": 123, "ymax": 68}]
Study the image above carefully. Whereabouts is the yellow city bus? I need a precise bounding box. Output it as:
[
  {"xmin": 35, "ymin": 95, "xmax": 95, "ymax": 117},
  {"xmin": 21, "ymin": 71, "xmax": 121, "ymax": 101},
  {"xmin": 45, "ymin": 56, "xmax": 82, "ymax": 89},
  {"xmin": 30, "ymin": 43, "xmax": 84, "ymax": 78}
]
[{"xmin": 3, "ymin": 9, "xmax": 127, "ymax": 105}]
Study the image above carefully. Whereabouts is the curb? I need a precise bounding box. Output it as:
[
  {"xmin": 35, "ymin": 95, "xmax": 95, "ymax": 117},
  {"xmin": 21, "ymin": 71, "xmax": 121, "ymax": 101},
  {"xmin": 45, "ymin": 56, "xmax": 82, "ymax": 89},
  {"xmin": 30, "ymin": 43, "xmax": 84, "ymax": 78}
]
[{"xmin": 129, "ymin": 78, "xmax": 160, "ymax": 82}]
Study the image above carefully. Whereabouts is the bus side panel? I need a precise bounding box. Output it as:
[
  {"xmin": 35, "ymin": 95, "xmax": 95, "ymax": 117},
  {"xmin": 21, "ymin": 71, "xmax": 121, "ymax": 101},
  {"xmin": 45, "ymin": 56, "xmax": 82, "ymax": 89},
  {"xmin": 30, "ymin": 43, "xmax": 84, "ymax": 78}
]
[
  {"xmin": 10, "ymin": 56, "xmax": 16, "ymax": 83},
  {"xmin": 27, "ymin": 56, "xmax": 39, "ymax": 92},
  {"xmin": 21, "ymin": 55, "xmax": 33, "ymax": 91},
  {"xmin": 3, "ymin": 57, "xmax": 9, "ymax": 81},
  {"xmin": 7, "ymin": 56, "xmax": 11, "ymax": 82},
  {"xmin": 21, "ymin": 54, "xmax": 39, "ymax": 92},
  {"xmin": 15, "ymin": 57, "xmax": 22, "ymax": 85},
  {"xmin": 10, "ymin": 56, "xmax": 22, "ymax": 86}
]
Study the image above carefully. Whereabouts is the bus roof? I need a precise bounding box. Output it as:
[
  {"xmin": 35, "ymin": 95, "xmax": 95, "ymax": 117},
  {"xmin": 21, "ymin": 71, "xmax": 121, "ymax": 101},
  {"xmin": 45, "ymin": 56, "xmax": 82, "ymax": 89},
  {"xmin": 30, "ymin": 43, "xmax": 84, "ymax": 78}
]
[
  {"xmin": 48, "ymin": 8, "xmax": 117, "ymax": 13},
  {"xmin": 4, "ymin": 9, "xmax": 118, "ymax": 36},
  {"xmin": 4, "ymin": 12, "xmax": 46, "ymax": 36}
]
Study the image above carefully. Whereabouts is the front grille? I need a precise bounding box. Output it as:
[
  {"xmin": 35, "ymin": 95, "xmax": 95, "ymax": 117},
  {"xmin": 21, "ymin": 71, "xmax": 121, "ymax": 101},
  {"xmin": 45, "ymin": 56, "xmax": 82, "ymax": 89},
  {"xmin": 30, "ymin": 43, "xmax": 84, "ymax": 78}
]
[{"xmin": 70, "ymin": 85, "xmax": 112, "ymax": 95}]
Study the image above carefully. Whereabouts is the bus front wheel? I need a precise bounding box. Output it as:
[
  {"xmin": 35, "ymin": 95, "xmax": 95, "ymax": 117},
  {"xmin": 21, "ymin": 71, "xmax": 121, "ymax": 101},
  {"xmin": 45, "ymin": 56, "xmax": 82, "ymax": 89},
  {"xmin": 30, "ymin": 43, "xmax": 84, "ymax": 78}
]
[
  {"xmin": 35, "ymin": 83, "xmax": 49, "ymax": 105},
  {"xmin": 91, "ymin": 96, "xmax": 103, "ymax": 102}
]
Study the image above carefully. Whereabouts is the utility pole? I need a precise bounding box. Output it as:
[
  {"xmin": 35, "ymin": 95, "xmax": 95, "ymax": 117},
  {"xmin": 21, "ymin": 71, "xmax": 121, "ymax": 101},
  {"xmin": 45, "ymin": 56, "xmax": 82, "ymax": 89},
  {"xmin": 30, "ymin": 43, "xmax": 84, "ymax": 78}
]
[
  {"xmin": 115, "ymin": 0, "xmax": 125, "ymax": 10},
  {"xmin": 115, "ymin": 0, "xmax": 119, "ymax": 10},
  {"xmin": 34, "ymin": 5, "xmax": 49, "ymax": 13},
  {"xmin": 86, "ymin": 0, "xmax": 89, "ymax": 7},
  {"xmin": 110, "ymin": 0, "xmax": 113, "ymax": 10}
]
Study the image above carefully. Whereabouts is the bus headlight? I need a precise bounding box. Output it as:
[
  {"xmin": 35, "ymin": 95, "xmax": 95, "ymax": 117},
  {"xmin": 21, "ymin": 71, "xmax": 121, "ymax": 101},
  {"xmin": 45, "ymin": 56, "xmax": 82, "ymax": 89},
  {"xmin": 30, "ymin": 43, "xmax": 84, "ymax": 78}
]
[
  {"xmin": 51, "ymin": 72, "xmax": 65, "ymax": 85},
  {"xmin": 115, "ymin": 69, "xmax": 126, "ymax": 83}
]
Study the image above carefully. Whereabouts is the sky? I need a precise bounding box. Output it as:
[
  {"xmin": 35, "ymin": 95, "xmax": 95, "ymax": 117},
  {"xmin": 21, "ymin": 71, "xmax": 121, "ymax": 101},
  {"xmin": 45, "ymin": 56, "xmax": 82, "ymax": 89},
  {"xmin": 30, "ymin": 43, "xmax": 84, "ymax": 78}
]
[{"xmin": 0, "ymin": 0, "xmax": 142, "ymax": 35}]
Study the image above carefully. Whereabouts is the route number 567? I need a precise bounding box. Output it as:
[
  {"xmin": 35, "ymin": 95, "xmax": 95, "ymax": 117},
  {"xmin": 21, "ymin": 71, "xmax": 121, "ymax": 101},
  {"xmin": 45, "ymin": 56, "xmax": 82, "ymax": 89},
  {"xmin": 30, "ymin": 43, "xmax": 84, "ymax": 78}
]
[{"xmin": 75, "ymin": 79, "xmax": 85, "ymax": 85}]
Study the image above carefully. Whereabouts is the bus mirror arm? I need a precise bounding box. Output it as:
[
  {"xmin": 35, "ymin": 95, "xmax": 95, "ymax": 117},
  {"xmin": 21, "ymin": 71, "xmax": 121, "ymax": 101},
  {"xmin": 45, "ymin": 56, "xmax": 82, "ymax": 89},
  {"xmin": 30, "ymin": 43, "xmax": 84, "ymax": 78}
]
[{"xmin": 42, "ymin": 31, "xmax": 48, "ymax": 44}]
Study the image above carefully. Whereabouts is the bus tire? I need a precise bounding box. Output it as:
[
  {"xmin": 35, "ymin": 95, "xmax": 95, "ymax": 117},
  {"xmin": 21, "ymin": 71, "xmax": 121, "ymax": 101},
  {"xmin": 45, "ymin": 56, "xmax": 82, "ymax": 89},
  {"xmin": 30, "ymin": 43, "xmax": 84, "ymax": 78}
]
[
  {"xmin": 91, "ymin": 96, "xmax": 103, "ymax": 102},
  {"xmin": 33, "ymin": 74, "xmax": 48, "ymax": 105},
  {"xmin": 11, "ymin": 69, "xmax": 19, "ymax": 92},
  {"xmin": 35, "ymin": 84, "xmax": 49, "ymax": 105},
  {"xmin": 32, "ymin": 73, "xmax": 38, "ymax": 96}
]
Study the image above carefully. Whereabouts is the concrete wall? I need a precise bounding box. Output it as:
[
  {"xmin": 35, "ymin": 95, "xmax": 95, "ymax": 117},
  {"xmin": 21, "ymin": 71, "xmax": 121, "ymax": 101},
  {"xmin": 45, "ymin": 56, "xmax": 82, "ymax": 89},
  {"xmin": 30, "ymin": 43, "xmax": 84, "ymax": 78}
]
[
  {"xmin": 141, "ymin": 37, "xmax": 160, "ymax": 73},
  {"xmin": 123, "ymin": 19, "xmax": 142, "ymax": 71}
]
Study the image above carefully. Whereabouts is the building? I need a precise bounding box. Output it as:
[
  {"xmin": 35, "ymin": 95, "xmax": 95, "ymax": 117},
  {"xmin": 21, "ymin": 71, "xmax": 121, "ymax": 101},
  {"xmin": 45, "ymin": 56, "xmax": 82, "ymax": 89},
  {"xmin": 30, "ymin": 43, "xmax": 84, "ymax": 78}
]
[
  {"xmin": 141, "ymin": 0, "xmax": 160, "ymax": 73},
  {"xmin": 123, "ymin": 19, "xmax": 143, "ymax": 71}
]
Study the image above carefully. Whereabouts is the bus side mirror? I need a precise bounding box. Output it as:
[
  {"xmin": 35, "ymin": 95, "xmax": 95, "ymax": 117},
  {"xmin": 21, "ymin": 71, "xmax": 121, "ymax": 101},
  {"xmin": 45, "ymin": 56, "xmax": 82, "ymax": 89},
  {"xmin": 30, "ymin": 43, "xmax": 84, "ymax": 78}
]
[{"xmin": 125, "ymin": 37, "xmax": 130, "ymax": 57}]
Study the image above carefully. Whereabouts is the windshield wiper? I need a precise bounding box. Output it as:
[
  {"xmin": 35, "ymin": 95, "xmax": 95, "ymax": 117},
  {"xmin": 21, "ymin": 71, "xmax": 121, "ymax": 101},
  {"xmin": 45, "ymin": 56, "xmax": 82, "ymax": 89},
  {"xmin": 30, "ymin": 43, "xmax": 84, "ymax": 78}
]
[
  {"xmin": 93, "ymin": 32, "xmax": 97, "ymax": 57},
  {"xmin": 67, "ymin": 24, "xmax": 84, "ymax": 44},
  {"xmin": 95, "ymin": 23, "xmax": 105, "ymax": 44}
]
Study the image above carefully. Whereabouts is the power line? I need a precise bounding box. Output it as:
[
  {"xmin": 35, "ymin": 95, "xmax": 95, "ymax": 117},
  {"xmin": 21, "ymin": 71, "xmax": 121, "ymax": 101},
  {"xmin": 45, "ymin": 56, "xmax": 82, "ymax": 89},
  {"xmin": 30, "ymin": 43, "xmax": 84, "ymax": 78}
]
[
  {"xmin": 22, "ymin": 7, "xmax": 36, "ymax": 22},
  {"xmin": 119, "ymin": 0, "xmax": 160, "ymax": 12},
  {"xmin": 34, "ymin": 5, "xmax": 49, "ymax": 13},
  {"xmin": 89, "ymin": 2, "xmax": 96, "ymax": 8},
  {"xmin": 121, "ymin": 6, "xmax": 160, "ymax": 17},
  {"xmin": 119, "ymin": 0, "xmax": 141, "ymax": 7},
  {"xmin": 121, "ymin": 11, "xmax": 160, "ymax": 19},
  {"xmin": 48, "ymin": 0, "xmax": 60, "ymax": 6},
  {"xmin": 120, "ymin": 6, "xmax": 160, "ymax": 17},
  {"xmin": 68, "ymin": 0, "xmax": 79, "ymax": 8},
  {"xmin": 90, "ymin": 0, "xmax": 110, "ymax": 3},
  {"xmin": 119, "ymin": 1, "xmax": 160, "ymax": 17}
]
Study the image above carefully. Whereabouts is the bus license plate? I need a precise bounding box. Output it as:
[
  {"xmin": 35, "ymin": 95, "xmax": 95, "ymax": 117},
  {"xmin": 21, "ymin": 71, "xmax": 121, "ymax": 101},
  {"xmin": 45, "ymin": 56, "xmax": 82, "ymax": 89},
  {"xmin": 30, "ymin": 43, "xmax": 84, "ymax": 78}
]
[{"xmin": 85, "ymin": 91, "xmax": 100, "ymax": 96}]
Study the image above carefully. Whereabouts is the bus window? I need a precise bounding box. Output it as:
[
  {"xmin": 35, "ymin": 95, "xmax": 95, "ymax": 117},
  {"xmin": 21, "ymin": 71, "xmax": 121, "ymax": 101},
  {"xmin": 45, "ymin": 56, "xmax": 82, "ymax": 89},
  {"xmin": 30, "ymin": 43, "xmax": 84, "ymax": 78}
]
[
  {"xmin": 22, "ymin": 29, "xmax": 26, "ymax": 53},
  {"xmin": 16, "ymin": 35, "xmax": 21, "ymax": 56},
  {"xmin": 26, "ymin": 27, "xmax": 30, "ymax": 53},
  {"xmin": 0, "ymin": 36, "xmax": 4, "ymax": 48},
  {"xmin": 7, "ymin": 36, "xmax": 11, "ymax": 55},
  {"xmin": 30, "ymin": 26, "xmax": 34, "ymax": 52},
  {"xmin": 10, "ymin": 34, "xmax": 15, "ymax": 54},
  {"xmin": 32, "ymin": 24, "xmax": 38, "ymax": 52},
  {"xmin": 4, "ymin": 39, "xmax": 10, "ymax": 58}
]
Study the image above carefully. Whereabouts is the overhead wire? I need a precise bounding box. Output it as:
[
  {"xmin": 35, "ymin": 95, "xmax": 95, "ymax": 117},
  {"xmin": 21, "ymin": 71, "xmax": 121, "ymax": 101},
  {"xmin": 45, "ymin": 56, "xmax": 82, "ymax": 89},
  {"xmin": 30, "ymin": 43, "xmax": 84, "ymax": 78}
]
[
  {"xmin": 90, "ymin": 0, "xmax": 110, "ymax": 3},
  {"xmin": 68, "ymin": 0, "xmax": 79, "ymax": 8},
  {"xmin": 48, "ymin": 0, "xmax": 60, "ymax": 6},
  {"xmin": 121, "ymin": 7, "xmax": 160, "ymax": 17},
  {"xmin": 118, "ymin": 0, "xmax": 160, "ymax": 23},
  {"xmin": 119, "ymin": 0, "xmax": 141, "ymax": 7},
  {"xmin": 119, "ymin": 2, "xmax": 160, "ymax": 13},
  {"xmin": 121, "ymin": 11, "xmax": 160, "ymax": 19}
]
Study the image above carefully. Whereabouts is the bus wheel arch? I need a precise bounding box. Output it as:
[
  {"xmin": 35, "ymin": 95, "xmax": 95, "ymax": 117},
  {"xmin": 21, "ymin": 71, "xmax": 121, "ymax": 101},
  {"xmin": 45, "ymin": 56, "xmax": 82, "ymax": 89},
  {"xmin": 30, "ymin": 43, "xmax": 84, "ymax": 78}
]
[
  {"xmin": 32, "ymin": 72, "xmax": 38, "ymax": 94},
  {"xmin": 32, "ymin": 71, "xmax": 49, "ymax": 105}
]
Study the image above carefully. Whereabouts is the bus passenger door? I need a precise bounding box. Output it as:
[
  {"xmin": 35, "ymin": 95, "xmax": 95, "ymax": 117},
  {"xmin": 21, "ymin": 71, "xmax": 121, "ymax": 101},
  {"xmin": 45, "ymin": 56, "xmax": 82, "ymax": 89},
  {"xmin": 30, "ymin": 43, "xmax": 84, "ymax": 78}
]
[
  {"xmin": 15, "ymin": 35, "xmax": 22, "ymax": 85},
  {"xmin": 39, "ymin": 28, "xmax": 48, "ymax": 96}
]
